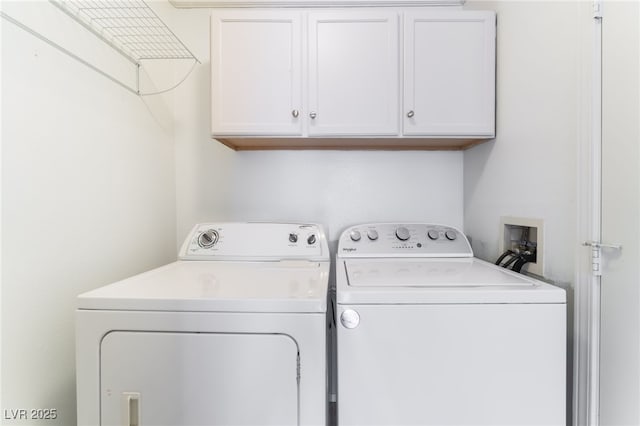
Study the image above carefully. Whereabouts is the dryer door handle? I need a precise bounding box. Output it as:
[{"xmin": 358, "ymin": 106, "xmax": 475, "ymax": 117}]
[{"xmin": 122, "ymin": 392, "xmax": 140, "ymax": 426}]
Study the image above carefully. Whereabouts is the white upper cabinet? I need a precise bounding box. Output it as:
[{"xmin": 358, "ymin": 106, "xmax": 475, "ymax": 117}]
[
  {"xmin": 210, "ymin": 8, "xmax": 496, "ymax": 149},
  {"xmin": 211, "ymin": 12, "xmax": 302, "ymax": 135},
  {"xmin": 308, "ymin": 11, "xmax": 399, "ymax": 136},
  {"xmin": 403, "ymin": 11, "xmax": 496, "ymax": 136}
]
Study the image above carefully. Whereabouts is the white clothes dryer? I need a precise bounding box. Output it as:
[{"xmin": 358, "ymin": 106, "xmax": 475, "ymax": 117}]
[
  {"xmin": 76, "ymin": 223, "xmax": 329, "ymax": 426},
  {"xmin": 336, "ymin": 223, "xmax": 566, "ymax": 426}
]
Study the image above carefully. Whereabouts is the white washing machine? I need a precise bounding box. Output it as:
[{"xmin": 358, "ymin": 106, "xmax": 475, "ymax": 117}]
[
  {"xmin": 336, "ymin": 223, "xmax": 566, "ymax": 426},
  {"xmin": 76, "ymin": 223, "xmax": 329, "ymax": 426}
]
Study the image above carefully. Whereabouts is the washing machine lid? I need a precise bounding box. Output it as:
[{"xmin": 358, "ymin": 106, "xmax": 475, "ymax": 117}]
[
  {"xmin": 339, "ymin": 258, "xmax": 565, "ymax": 304},
  {"xmin": 78, "ymin": 260, "xmax": 329, "ymax": 313}
]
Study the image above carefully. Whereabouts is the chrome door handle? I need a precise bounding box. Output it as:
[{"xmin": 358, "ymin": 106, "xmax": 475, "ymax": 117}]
[
  {"xmin": 583, "ymin": 241, "xmax": 622, "ymax": 250},
  {"xmin": 407, "ymin": 110, "xmax": 415, "ymax": 118},
  {"xmin": 309, "ymin": 111, "xmax": 317, "ymax": 119},
  {"xmin": 292, "ymin": 109, "xmax": 299, "ymax": 118}
]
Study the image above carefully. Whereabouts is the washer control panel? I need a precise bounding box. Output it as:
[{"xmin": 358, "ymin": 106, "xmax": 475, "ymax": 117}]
[
  {"xmin": 338, "ymin": 223, "xmax": 472, "ymax": 258},
  {"xmin": 179, "ymin": 223, "xmax": 328, "ymax": 261}
]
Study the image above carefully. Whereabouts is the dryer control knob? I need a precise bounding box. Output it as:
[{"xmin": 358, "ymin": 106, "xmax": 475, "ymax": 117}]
[
  {"xmin": 367, "ymin": 230, "xmax": 379, "ymax": 241},
  {"xmin": 340, "ymin": 309, "xmax": 360, "ymax": 329},
  {"xmin": 396, "ymin": 227, "xmax": 410, "ymax": 241},
  {"xmin": 428, "ymin": 230, "xmax": 439, "ymax": 240},
  {"xmin": 307, "ymin": 234, "xmax": 317, "ymax": 245},
  {"xmin": 445, "ymin": 230, "xmax": 457, "ymax": 241},
  {"xmin": 289, "ymin": 233, "xmax": 298, "ymax": 243},
  {"xmin": 350, "ymin": 230, "xmax": 362, "ymax": 242},
  {"xmin": 198, "ymin": 229, "xmax": 219, "ymax": 248}
]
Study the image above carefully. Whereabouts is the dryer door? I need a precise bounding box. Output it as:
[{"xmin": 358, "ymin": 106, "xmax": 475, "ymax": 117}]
[{"xmin": 100, "ymin": 332, "xmax": 299, "ymax": 426}]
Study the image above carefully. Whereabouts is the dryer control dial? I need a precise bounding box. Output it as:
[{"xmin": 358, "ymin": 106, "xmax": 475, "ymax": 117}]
[
  {"xmin": 367, "ymin": 230, "xmax": 379, "ymax": 241},
  {"xmin": 395, "ymin": 227, "xmax": 410, "ymax": 241},
  {"xmin": 198, "ymin": 229, "xmax": 219, "ymax": 248},
  {"xmin": 428, "ymin": 230, "xmax": 439, "ymax": 240},
  {"xmin": 350, "ymin": 230, "xmax": 362, "ymax": 242},
  {"xmin": 445, "ymin": 230, "xmax": 458, "ymax": 241}
]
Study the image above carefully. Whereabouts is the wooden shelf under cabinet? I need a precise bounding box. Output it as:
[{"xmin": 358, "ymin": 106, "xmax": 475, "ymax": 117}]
[{"xmin": 215, "ymin": 137, "xmax": 490, "ymax": 151}]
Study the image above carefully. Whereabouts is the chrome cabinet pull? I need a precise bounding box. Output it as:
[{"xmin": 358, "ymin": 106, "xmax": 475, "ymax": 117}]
[
  {"xmin": 407, "ymin": 110, "xmax": 415, "ymax": 118},
  {"xmin": 309, "ymin": 112, "xmax": 317, "ymax": 119},
  {"xmin": 292, "ymin": 109, "xmax": 299, "ymax": 118}
]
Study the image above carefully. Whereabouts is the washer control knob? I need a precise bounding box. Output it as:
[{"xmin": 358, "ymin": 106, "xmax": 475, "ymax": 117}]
[
  {"xmin": 340, "ymin": 309, "xmax": 360, "ymax": 329},
  {"xmin": 307, "ymin": 234, "xmax": 317, "ymax": 245},
  {"xmin": 198, "ymin": 229, "xmax": 219, "ymax": 248},
  {"xmin": 445, "ymin": 230, "xmax": 458, "ymax": 241},
  {"xmin": 289, "ymin": 233, "xmax": 298, "ymax": 243},
  {"xmin": 428, "ymin": 230, "xmax": 440, "ymax": 240},
  {"xmin": 395, "ymin": 227, "xmax": 410, "ymax": 241},
  {"xmin": 367, "ymin": 230, "xmax": 379, "ymax": 241},
  {"xmin": 350, "ymin": 230, "xmax": 362, "ymax": 242}
]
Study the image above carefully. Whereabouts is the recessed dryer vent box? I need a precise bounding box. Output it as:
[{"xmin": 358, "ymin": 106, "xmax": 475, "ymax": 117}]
[{"xmin": 499, "ymin": 216, "xmax": 544, "ymax": 277}]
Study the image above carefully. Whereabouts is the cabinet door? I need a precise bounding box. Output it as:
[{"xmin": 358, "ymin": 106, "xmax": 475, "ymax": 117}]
[
  {"xmin": 308, "ymin": 11, "xmax": 400, "ymax": 136},
  {"xmin": 211, "ymin": 12, "xmax": 302, "ymax": 136},
  {"xmin": 403, "ymin": 11, "xmax": 495, "ymax": 136}
]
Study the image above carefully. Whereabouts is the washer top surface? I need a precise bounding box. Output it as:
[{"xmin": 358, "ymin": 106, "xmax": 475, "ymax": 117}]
[
  {"xmin": 336, "ymin": 223, "xmax": 565, "ymax": 304},
  {"xmin": 78, "ymin": 222, "xmax": 330, "ymax": 313},
  {"xmin": 345, "ymin": 258, "xmax": 533, "ymax": 287}
]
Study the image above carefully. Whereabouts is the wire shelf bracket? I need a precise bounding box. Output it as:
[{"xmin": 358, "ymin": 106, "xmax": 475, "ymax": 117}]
[{"xmin": 2, "ymin": 1, "xmax": 200, "ymax": 96}]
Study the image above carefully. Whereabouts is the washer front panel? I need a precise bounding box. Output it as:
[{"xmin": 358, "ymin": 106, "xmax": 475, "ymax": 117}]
[{"xmin": 337, "ymin": 303, "xmax": 566, "ymax": 426}]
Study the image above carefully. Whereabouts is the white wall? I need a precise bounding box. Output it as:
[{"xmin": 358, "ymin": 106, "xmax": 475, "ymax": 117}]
[
  {"xmin": 462, "ymin": 2, "xmax": 581, "ymax": 423},
  {"xmin": 1, "ymin": 2, "xmax": 177, "ymax": 424},
  {"xmin": 463, "ymin": 0, "xmax": 579, "ymax": 285},
  {"xmin": 172, "ymin": 8, "xmax": 465, "ymax": 247}
]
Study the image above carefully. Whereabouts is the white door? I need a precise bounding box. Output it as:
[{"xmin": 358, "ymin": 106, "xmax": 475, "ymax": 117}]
[
  {"xmin": 211, "ymin": 12, "xmax": 302, "ymax": 136},
  {"xmin": 100, "ymin": 332, "xmax": 299, "ymax": 426},
  {"xmin": 308, "ymin": 11, "xmax": 399, "ymax": 136},
  {"xmin": 403, "ymin": 11, "xmax": 495, "ymax": 136},
  {"xmin": 600, "ymin": 1, "xmax": 640, "ymax": 424}
]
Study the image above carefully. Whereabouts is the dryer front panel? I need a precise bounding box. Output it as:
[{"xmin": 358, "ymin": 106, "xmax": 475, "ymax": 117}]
[{"xmin": 100, "ymin": 332, "xmax": 298, "ymax": 426}]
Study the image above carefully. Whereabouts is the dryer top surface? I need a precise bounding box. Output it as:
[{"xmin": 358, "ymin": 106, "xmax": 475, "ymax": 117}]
[{"xmin": 79, "ymin": 260, "xmax": 330, "ymax": 313}]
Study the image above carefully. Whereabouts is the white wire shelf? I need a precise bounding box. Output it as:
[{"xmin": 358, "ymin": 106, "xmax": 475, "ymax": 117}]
[
  {"xmin": 50, "ymin": 0, "xmax": 198, "ymax": 65},
  {"xmin": 1, "ymin": 1, "xmax": 199, "ymax": 95}
]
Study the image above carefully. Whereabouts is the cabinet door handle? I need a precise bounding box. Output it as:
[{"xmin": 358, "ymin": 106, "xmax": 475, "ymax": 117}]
[
  {"xmin": 407, "ymin": 110, "xmax": 415, "ymax": 118},
  {"xmin": 309, "ymin": 112, "xmax": 317, "ymax": 119},
  {"xmin": 292, "ymin": 109, "xmax": 299, "ymax": 118}
]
